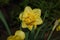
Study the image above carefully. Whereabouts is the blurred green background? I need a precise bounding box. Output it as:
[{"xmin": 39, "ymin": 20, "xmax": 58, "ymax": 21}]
[{"xmin": 0, "ymin": 0, "xmax": 60, "ymax": 40}]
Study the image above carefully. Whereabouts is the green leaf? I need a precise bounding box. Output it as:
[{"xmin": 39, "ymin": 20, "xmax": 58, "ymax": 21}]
[
  {"xmin": 0, "ymin": 10, "xmax": 11, "ymax": 35},
  {"xmin": 34, "ymin": 22, "xmax": 47, "ymax": 40},
  {"xmin": 29, "ymin": 27, "xmax": 35, "ymax": 40},
  {"xmin": 25, "ymin": 31, "xmax": 29, "ymax": 40}
]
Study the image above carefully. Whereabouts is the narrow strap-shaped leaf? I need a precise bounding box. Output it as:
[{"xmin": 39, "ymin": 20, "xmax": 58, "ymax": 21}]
[
  {"xmin": 34, "ymin": 22, "xmax": 47, "ymax": 40},
  {"xmin": 0, "ymin": 11, "xmax": 11, "ymax": 35},
  {"xmin": 25, "ymin": 31, "xmax": 29, "ymax": 40}
]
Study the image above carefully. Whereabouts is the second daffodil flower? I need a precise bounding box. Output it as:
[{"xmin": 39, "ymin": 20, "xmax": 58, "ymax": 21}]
[
  {"xmin": 56, "ymin": 19, "xmax": 60, "ymax": 31},
  {"xmin": 7, "ymin": 30, "xmax": 25, "ymax": 40},
  {"xmin": 19, "ymin": 6, "xmax": 43, "ymax": 31}
]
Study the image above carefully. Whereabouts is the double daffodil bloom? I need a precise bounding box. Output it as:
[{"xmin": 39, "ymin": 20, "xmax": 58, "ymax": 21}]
[
  {"xmin": 19, "ymin": 6, "xmax": 43, "ymax": 31},
  {"xmin": 56, "ymin": 19, "xmax": 60, "ymax": 31},
  {"xmin": 7, "ymin": 30, "xmax": 25, "ymax": 40}
]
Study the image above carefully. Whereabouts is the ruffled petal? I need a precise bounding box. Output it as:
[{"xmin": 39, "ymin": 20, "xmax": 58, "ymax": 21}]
[
  {"xmin": 23, "ymin": 6, "xmax": 33, "ymax": 17},
  {"xmin": 7, "ymin": 36, "xmax": 13, "ymax": 40},
  {"xmin": 24, "ymin": 6, "xmax": 32, "ymax": 14},
  {"xmin": 12, "ymin": 35, "xmax": 22, "ymax": 40},
  {"xmin": 22, "ymin": 22, "xmax": 27, "ymax": 28},
  {"xmin": 35, "ymin": 17, "xmax": 43, "ymax": 25},
  {"xmin": 19, "ymin": 12, "xmax": 23, "ymax": 20},
  {"xmin": 15, "ymin": 30, "xmax": 25, "ymax": 39},
  {"xmin": 33, "ymin": 9, "xmax": 41, "ymax": 17},
  {"xmin": 27, "ymin": 25, "xmax": 33, "ymax": 31}
]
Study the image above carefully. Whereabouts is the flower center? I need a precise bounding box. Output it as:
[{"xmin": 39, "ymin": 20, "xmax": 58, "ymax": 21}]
[{"xmin": 24, "ymin": 14, "xmax": 35, "ymax": 25}]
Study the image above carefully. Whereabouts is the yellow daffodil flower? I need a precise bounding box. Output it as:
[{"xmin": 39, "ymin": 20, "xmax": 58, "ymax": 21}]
[
  {"xmin": 19, "ymin": 6, "xmax": 43, "ymax": 31},
  {"xmin": 56, "ymin": 25, "xmax": 60, "ymax": 31},
  {"xmin": 56, "ymin": 19, "xmax": 60, "ymax": 31},
  {"xmin": 7, "ymin": 30, "xmax": 25, "ymax": 40}
]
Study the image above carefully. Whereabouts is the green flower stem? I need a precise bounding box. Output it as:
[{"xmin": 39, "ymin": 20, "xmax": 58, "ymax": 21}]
[
  {"xmin": 25, "ymin": 32, "xmax": 29, "ymax": 40},
  {"xmin": 30, "ymin": 27, "xmax": 35, "ymax": 40},
  {"xmin": 0, "ymin": 11, "xmax": 11, "ymax": 35},
  {"xmin": 47, "ymin": 20, "xmax": 59, "ymax": 40}
]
